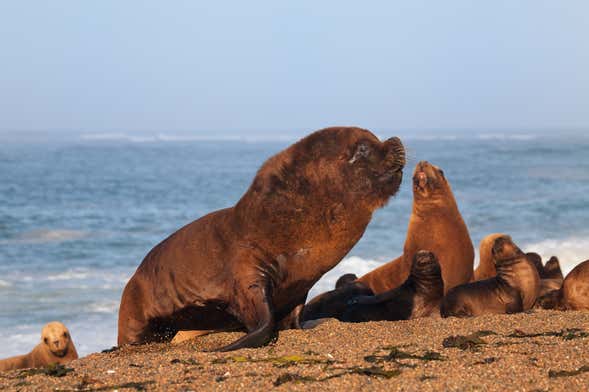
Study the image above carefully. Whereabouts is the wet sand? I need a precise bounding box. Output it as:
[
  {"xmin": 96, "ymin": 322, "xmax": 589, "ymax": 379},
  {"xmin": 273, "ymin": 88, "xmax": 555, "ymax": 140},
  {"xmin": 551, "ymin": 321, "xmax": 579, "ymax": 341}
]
[{"xmin": 1, "ymin": 310, "xmax": 589, "ymax": 391}]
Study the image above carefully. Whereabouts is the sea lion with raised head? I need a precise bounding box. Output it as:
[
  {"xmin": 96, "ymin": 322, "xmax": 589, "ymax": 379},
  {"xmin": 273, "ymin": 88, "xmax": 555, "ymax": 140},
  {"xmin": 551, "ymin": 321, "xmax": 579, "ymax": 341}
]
[
  {"xmin": 0, "ymin": 322, "xmax": 78, "ymax": 371},
  {"xmin": 473, "ymin": 233, "xmax": 506, "ymax": 281},
  {"xmin": 357, "ymin": 161, "xmax": 474, "ymax": 294},
  {"xmin": 341, "ymin": 250, "xmax": 444, "ymax": 322},
  {"xmin": 118, "ymin": 127, "xmax": 406, "ymax": 351},
  {"xmin": 441, "ymin": 235, "xmax": 540, "ymax": 317},
  {"xmin": 535, "ymin": 259, "xmax": 589, "ymax": 311}
]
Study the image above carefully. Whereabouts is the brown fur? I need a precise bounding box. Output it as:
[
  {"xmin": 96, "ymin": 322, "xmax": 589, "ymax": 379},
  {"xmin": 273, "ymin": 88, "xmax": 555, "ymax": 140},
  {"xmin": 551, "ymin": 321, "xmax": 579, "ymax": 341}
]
[
  {"xmin": 475, "ymin": 238, "xmax": 563, "ymax": 298},
  {"xmin": 118, "ymin": 127, "xmax": 406, "ymax": 351},
  {"xmin": 536, "ymin": 260, "xmax": 589, "ymax": 311},
  {"xmin": 358, "ymin": 161, "xmax": 474, "ymax": 294},
  {"xmin": 441, "ymin": 236, "xmax": 540, "ymax": 317},
  {"xmin": 0, "ymin": 322, "xmax": 78, "ymax": 371},
  {"xmin": 473, "ymin": 233, "xmax": 506, "ymax": 281},
  {"xmin": 342, "ymin": 251, "xmax": 444, "ymax": 322}
]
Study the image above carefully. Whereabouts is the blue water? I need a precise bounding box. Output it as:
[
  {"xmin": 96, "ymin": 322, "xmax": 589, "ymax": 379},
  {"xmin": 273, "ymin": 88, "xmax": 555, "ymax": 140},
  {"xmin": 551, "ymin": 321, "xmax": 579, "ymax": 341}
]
[{"xmin": 1, "ymin": 132, "xmax": 588, "ymax": 356}]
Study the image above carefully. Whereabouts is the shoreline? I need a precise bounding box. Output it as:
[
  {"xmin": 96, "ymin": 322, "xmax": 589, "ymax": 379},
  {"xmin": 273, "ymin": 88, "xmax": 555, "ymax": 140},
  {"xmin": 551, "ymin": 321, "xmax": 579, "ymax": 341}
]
[{"xmin": 1, "ymin": 310, "xmax": 588, "ymax": 391}]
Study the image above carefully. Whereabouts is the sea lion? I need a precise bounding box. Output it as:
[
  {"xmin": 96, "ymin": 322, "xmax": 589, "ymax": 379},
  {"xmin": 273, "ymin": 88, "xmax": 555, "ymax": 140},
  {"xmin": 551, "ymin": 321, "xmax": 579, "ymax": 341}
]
[
  {"xmin": 300, "ymin": 281, "xmax": 374, "ymax": 322},
  {"xmin": 118, "ymin": 127, "xmax": 406, "ymax": 351},
  {"xmin": 335, "ymin": 273, "xmax": 359, "ymax": 289},
  {"xmin": 474, "ymin": 237, "xmax": 562, "ymax": 297},
  {"xmin": 535, "ymin": 259, "xmax": 589, "ymax": 311},
  {"xmin": 473, "ymin": 233, "xmax": 507, "ymax": 281},
  {"xmin": 341, "ymin": 250, "xmax": 444, "ymax": 322},
  {"xmin": 441, "ymin": 235, "xmax": 540, "ymax": 317},
  {"xmin": 0, "ymin": 322, "xmax": 78, "ymax": 371},
  {"xmin": 357, "ymin": 161, "xmax": 474, "ymax": 294}
]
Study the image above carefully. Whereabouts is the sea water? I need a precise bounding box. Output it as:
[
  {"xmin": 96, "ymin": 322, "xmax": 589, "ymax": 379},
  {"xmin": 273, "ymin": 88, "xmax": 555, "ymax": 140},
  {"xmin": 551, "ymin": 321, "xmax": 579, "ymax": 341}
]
[{"xmin": 1, "ymin": 131, "xmax": 588, "ymax": 356}]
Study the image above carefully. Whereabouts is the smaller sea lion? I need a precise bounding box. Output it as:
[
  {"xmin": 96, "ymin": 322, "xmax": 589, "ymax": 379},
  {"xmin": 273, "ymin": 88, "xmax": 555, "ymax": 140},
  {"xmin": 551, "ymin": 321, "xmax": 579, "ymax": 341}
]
[
  {"xmin": 301, "ymin": 281, "xmax": 374, "ymax": 322},
  {"xmin": 543, "ymin": 256, "xmax": 564, "ymax": 280},
  {"xmin": 441, "ymin": 236, "xmax": 540, "ymax": 317},
  {"xmin": 473, "ymin": 233, "xmax": 507, "ymax": 281},
  {"xmin": 335, "ymin": 273, "xmax": 359, "ymax": 289},
  {"xmin": 341, "ymin": 250, "xmax": 443, "ymax": 322},
  {"xmin": 0, "ymin": 322, "xmax": 78, "ymax": 371},
  {"xmin": 535, "ymin": 259, "xmax": 589, "ymax": 311}
]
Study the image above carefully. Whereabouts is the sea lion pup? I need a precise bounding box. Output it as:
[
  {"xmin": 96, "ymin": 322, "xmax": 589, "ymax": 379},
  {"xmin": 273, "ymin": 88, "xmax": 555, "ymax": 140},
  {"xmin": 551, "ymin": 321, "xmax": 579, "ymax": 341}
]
[
  {"xmin": 335, "ymin": 273, "xmax": 359, "ymax": 289},
  {"xmin": 536, "ymin": 259, "xmax": 589, "ymax": 311},
  {"xmin": 118, "ymin": 127, "xmax": 406, "ymax": 351},
  {"xmin": 474, "ymin": 240, "xmax": 563, "ymax": 297},
  {"xmin": 473, "ymin": 233, "xmax": 507, "ymax": 281},
  {"xmin": 0, "ymin": 322, "xmax": 78, "ymax": 371},
  {"xmin": 358, "ymin": 161, "xmax": 474, "ymax": 294},
  {"xmin": 441, "ymin": 235, "xmax": 540, "ymax": 317},
  {"xmin": 342, "ymin": 250, "xmax": 444, "ymax": 322},
  {"xmin": 300, "ymin": 281, "xmax": 374, "ymax": 322}
]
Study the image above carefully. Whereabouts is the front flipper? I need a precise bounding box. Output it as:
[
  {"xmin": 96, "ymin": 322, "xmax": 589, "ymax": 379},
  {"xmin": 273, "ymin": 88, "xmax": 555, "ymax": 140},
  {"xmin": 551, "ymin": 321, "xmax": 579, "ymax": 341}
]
[{"xmin": 215, "ymin": 281, "xmax": 276, "ymax": 352}]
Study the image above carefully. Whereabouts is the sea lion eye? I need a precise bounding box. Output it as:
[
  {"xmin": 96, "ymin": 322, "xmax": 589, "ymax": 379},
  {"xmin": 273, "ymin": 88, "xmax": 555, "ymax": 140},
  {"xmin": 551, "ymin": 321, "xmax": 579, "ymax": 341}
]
[
  {"xmin": 44, "ymin": 338, "xmax": 48, "ymax": 344},
  {"xmin": 63, "ymin": 332, "xmax": 68, "ymax": 338},
  {"xmin": 348, "ymin": 143, "xmax": 371, "ymax": 164},
  {"xmin": 439, "ymin": 169, "xmax": 445, "ymax": 178}
]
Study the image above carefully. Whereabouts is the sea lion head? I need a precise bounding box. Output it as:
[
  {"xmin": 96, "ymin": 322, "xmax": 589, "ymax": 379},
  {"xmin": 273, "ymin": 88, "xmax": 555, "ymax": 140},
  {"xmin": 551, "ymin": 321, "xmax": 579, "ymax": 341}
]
[
  {"xmin": 248, "ymin": 127, "xmax": 406, "ymax": 211},
  {"xmin": 335, "ymin": 273, "xmax": 359, "ymax": 289},
  {"xmin": 526, "ymin": 252, "xmax": 544, "ymax": 276},
  {"xmin": 412, "ymin": 161, "xmax": 449, "ymax": 200},
  {"xmin": 543, "ymin": 256, "xmax": 564, "ymax": 281},
  {"xmin": 491, "ymin": 235, "xmax": 525, "ymax": 265},
  {"xmin": 411, "ymin": 250, "xmax": 442, "ymax": 278},
  {"xmin": 41, "ymin": 322, "xmax": 71, "ymax": 358}
]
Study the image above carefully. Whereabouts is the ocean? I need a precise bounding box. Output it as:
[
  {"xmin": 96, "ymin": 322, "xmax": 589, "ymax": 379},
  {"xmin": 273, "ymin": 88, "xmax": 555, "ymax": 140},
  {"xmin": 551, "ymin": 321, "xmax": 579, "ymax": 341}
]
[{"xmin": 1, "ymin": 131, "xmax": 588, "ymax": 357}]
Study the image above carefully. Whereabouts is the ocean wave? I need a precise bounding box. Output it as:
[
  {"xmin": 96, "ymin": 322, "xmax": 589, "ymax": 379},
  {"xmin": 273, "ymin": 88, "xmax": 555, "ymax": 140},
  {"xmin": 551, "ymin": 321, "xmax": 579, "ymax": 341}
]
[
  {"xmin": 89, "ymin": 301, "xmax": 119, "ymax": 314},
  {"xmin": 477, "ymin": 133, "xmax": 537, "ymax": 141},
  {"xmin": 524, "ymin": 237, "xmax": 589, "ymax": 275},
  {"xmin": 1, "ymin": 229, "xmax": 88, "ymax": 244},
  {"xmin": 79, "ymin": 132, "xmax": 297, "ymax": 143},
  {"xmin": 0, "ymin": 279, "xmax": 12, "ymax": 288}
]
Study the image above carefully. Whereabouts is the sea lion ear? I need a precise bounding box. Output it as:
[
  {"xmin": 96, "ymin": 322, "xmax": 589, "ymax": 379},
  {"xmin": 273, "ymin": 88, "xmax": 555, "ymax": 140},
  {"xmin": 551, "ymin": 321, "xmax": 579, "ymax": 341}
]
[
  {"xmin": 348, "ymin": 142, "xmax": 371, "ymax": 164},
  {"xmin": 438, "ymin": 168, "xmax": 445, "ymax": 179}
]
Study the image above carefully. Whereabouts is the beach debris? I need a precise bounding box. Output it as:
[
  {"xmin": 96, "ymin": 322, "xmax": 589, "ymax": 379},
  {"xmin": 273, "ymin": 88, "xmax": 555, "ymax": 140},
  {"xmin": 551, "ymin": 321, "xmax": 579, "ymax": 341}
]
[
  {"xmin": 364, "ymin": 347, "xmax": 444, "ymax": 364},
  {"xmin": 170, "ymin": 358, "xmax": 201, "ymax": 366},
  {"xmin": 473, "ymin": 357, "xmax": 498, "ymax": 365},
  {"xmin": 211, "ymin": 354, "xmax": 336, "ymax": 368},
  {"xmin": 442, "ymin": 330, "xmax": 496, "ymax": 351},
  {"xmin": 273, "ymin": 366, "xmax": 401, "ymax": 386},
  {"xmin": 18, "ymin": 363, "xmax": 73, "ymax": 378},
  {"xmin": 548, "ymin": 365, "xmax": 589, "ymax": 378},
  {"xmin": 106, "ymin": 369, "xmax": 116, "ymax": 375},
  {"xmin": 507, "ymin": 328, "xmax": 588, "ymax": 340}
]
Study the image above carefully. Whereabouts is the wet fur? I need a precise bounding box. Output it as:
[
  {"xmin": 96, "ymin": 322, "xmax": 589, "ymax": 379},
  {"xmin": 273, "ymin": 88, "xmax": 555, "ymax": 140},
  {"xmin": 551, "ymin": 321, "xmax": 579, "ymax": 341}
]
[{"xmin": 118, "ymin": 127, "xmax": 405, "ymax": 351}]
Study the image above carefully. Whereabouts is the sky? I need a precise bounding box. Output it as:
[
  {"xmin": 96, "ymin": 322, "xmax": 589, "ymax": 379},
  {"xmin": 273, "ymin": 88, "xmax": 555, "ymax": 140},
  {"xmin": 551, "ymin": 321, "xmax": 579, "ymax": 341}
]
[{"xmin": 0, "ymin": 1, "xmax": 587, "ymax": 137}]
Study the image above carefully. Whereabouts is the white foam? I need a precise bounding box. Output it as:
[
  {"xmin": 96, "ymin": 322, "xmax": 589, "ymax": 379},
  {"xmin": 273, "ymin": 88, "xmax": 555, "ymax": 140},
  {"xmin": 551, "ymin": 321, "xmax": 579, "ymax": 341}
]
[
  {"xmin": 523, "ymin": 236, "xmax": 589, "ymax": 275},
  {"xmin": 478, "ymin": 133, "xmax": 537, "ymax": 141},
  {"xmin": 89, "ymin": 301, "xmax": 119, "ymax": 314},
  {"xmin": 307, "ymin": 256, "xmax": 387, "ymax": 300},
  {"xmin": 1, "ymin": 229, "xmax": 88, "ymax": 244},
  {"xmin": 0, "ymin": 279, "xmax": 12, "ymax": 288}
]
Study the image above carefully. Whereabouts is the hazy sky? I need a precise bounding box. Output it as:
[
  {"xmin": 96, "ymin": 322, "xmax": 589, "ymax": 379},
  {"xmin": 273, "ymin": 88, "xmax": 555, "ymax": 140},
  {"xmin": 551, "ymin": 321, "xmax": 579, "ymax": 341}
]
[{"xmin": 0, "ymin": 1, "xmax": 587, "ymax": 135}]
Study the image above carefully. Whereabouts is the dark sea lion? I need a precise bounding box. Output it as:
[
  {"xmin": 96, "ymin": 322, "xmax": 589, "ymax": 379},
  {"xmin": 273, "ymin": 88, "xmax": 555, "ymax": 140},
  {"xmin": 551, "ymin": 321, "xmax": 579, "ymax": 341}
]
[
  {"xmin": 300, "ymin": 281, "xmax": 374, "ymax": 322},
  {"xmin": 0, "ymin": 322, "xmax": 78, "ymax": 371},
  {"xmin": 117, "ymin": 127, "xmax": 406, "ymax": 351},
  {"xmin": 341, "ymin": 250, "xmax": 444, "ymax": 322},
  {"xmin": 358, "ymin": 161, "xmax": 474, "ymax": 294},
  {"xmin": 335, "ymin": 273, "xmax": 359, "ymax": 289},
  {"xmin": 441, "ymin": 235, "xmax": 540, "ymax": 317},
  {"xmin": 536, "ymin": 259, "xmax": 589, "ymax": 311}
]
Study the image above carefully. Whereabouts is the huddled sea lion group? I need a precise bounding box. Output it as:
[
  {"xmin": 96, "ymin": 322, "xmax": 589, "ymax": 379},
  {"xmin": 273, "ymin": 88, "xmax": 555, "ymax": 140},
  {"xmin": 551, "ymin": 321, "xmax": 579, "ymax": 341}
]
[{"xmin": 1, "ymin": 126, "xmax": 588, "ymax": 371}]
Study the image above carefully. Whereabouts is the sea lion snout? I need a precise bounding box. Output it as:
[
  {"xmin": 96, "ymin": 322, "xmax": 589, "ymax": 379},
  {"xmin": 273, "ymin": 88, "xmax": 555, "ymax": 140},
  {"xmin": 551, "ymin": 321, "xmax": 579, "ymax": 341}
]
[
  {"xmin": 415, "ymin": 250, "xmax": 436, "ymax": 266},
  {"xmin": 383, "ymin": 136, "xmax": 406, "ymax": 169}
]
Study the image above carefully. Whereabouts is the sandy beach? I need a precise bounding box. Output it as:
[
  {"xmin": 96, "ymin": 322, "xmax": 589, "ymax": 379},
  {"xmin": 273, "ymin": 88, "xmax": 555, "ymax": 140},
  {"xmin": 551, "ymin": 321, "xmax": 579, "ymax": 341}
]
[{"xmin": 1, "ymin": 310, "xmax": 588, "ymax": 391}]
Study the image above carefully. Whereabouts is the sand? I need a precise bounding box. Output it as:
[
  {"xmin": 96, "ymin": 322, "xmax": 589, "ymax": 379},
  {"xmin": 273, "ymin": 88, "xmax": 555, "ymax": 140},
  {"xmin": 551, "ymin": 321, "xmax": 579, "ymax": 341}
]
[{"xmin": 1, "ymin": 310, "xmax": 589, "ymax": 391}]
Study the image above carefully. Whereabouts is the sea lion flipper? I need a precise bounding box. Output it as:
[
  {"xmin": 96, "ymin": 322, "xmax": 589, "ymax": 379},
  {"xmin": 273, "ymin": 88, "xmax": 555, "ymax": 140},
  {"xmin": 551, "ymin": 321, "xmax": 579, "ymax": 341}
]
[{"xmin": 215, "ymin": 283, "xmax": 275, "ymax": 352}]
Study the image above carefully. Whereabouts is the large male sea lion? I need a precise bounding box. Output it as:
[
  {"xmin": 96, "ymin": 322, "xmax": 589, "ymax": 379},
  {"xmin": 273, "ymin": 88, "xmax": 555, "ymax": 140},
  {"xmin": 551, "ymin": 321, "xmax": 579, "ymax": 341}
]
[
  {"xmin": 118, "ymin": 127, "xmax": 406, "ymax": 351},
  {"xmin": 341, "ymin": 250, "xmax": 444, "ymax": 322},
  {"xmin": 357, "ymin": 161, "xmax": 474, "ymax": 294},
  {"xmin": 535, "ymin": 259, "xmax": 589, "ymax": 311},
  {"xmin": 441, "ymin": 235, "xmax": 540, "ymax": 317},
  {"xmin": 0, "ymin": 322, "xmax": 78, "ymax": 371}
]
